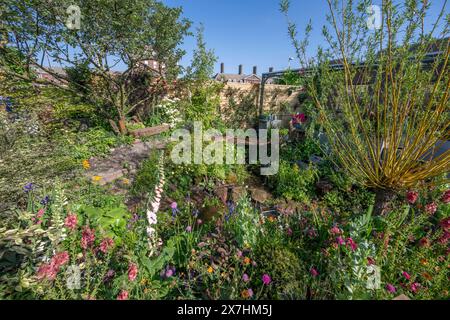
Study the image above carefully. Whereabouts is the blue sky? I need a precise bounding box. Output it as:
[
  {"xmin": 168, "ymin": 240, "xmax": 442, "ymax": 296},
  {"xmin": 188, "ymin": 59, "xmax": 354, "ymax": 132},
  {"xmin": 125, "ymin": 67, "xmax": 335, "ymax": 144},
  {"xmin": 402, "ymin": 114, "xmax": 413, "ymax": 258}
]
[{"xmin": 164, "ymin": 0, "xmax": 448, "ymax": 75}]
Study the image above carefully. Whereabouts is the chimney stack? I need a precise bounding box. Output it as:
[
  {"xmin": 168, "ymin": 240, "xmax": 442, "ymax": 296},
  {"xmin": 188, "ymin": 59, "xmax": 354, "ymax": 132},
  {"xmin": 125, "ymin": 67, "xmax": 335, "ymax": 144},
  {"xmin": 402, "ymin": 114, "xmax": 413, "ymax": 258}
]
[
  {"xmin": 269, "ymin": 67, "xmax": 274, "ymax": 72},
  {"xmin": 238, "ymin": 64, "xmax": 243, "ymax": 75},
  {"xmin": 253, "ymin": 66, "xmax": 257, "ymax": 75},
  {"xmin": 220, "ymin": 62, "xmax": 224, "ymax": 74}
]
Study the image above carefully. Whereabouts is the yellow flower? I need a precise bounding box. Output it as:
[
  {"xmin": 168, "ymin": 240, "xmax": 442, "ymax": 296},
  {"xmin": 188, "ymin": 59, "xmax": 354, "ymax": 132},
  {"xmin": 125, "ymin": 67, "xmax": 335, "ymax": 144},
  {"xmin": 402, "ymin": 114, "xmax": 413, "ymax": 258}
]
[
  {"xmin": 122, "ymin": 178, "xmax": 130, "ymax": 185},
  {"xmin": 207, "ymin": 266, "xmax": 214, "ymax": 274},
  {"xmin": 92, "ymin": 175, "xmax": 102, "ymax": 182},
  {"xmin": 268, "ymin": 216, "xmax": 276, "ymax": 223},
  {"xmin": 82, "ymin": 160, "xmax": 90, "ymax": 170}
]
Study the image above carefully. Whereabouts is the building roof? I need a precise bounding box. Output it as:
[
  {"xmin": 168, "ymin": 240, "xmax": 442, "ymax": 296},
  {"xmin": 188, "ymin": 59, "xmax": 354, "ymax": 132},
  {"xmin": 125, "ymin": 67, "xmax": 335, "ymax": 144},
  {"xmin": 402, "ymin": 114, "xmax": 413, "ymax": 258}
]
[{"xmin": 214, "ymin": 73, "xmax": 261, "ymax": 82}]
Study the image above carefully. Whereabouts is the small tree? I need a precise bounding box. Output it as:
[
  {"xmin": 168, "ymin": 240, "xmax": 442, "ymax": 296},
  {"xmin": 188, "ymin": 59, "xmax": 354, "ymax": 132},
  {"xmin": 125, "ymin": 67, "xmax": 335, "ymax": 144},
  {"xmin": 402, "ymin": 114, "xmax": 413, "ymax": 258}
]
[
  {"xmin": 281, "ymin": 0, "xmax": 449, "ymax": 214},
  {"xmin": 1, "ymin": 0, "xmax": 191, "ymax": 131}
]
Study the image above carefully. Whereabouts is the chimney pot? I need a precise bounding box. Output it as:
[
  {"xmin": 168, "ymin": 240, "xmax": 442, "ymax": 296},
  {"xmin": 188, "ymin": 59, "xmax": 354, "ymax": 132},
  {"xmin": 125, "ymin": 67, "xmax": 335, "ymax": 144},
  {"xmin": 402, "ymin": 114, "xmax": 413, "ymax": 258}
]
[
  {"xmin": 220, "ymin": 63, "xmax": 224, "ymax": 74},
  {"xmin": 238, "ymin": 64, "xmax": 243, "ymax": 75},
  {"xmin": 269, "ymin": 67, "xmax": 274, "ymax": 72},
  {"xmin": 253, "ymin": 66, "xmax": 257, "ymax": 75}
]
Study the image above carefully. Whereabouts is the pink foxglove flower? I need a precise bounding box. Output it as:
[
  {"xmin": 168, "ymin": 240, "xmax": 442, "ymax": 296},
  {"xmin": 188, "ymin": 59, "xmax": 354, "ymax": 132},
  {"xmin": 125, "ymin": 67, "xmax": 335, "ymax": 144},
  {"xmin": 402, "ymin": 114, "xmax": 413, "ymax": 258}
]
[{"xmin": 128, "ymin": 263, "xmax": 138, "ymax": 282}]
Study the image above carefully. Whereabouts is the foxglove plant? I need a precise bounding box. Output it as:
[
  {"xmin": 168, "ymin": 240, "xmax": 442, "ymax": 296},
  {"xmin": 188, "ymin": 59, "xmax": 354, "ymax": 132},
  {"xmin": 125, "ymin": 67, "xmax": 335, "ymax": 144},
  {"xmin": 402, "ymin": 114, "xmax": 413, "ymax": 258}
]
[{"xmin": 145, "ymin": 153, "xmax": 166, "ymax": 256}]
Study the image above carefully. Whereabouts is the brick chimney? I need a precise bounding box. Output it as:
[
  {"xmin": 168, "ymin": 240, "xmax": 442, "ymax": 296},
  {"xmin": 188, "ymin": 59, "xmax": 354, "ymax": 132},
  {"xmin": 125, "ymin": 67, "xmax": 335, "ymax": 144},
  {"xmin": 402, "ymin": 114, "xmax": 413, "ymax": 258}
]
[
  {"xmin": 238, "ymin": 64, "xmax": 243, "ymax": 75},
  {"xmin": 253, "ymin": 66, "xmax": 257, "ymax": 75},
  {"xmin": 269, "ymin": 67, "xmax": 274, "ymax": 72},
  {"xmin": 220, "ymin": 62, "xmax": 224, "ymax": 74}
]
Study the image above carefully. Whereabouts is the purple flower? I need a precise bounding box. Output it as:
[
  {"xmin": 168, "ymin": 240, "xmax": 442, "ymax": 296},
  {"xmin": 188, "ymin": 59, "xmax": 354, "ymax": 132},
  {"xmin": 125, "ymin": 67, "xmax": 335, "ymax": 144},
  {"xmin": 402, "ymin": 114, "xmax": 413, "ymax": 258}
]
[
  {"xmin": 247, "ymin": 288, "xmax": 254, "ymax": 297},
  {"xmin": 242, "ymin": 273, "xmax": 250, "ymax": 282},
  {"xmin": 185, "ymin": 226, "xmax": 192, "ymax": 233},
  {"xmin": 170, "ymin": 202, "xmax": 179, "ymax": 220},
  {"xmin": 161, "ymin": 265, "xmax": 176, "ymax": 279},
  {"xmin": 23, "ymin": 183, "xmax": 34, "ymax": 193},
  {"xmin": 336, "ymin": 236, "xmax": 345, "ymax": 245},
  {"xmin": 385, "ymin": 284, "xmax": 396, "ymax": 293},
  {"xmin": 40, "ymin": 195, "xmax": 50, "ymax": 206},
  {"xmin": 262, "ymin": 274, "xmax": 271, "ymax": 285},
  {"xmin": 170, "ymin": 202, "xmax": 178, "ymax": 209},
  {"xmin": 286, "ymin": 228, "xmax": 293, "ymax": 236}
]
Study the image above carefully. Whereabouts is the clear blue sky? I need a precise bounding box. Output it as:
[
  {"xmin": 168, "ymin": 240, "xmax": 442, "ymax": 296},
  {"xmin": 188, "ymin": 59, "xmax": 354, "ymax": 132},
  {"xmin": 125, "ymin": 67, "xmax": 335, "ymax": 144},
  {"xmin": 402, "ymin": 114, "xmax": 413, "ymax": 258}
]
[{"xmin": 164, "ymin": 0, "xmax": 448, "ymax": 75}]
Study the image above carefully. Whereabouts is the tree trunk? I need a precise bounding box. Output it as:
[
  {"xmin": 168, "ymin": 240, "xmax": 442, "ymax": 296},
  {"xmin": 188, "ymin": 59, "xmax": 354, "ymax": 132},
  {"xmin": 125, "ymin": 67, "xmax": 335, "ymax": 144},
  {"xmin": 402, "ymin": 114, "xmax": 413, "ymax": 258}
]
[{"xmin": 373, "ymin": 188, "xmax": 396, "ymax": 215}]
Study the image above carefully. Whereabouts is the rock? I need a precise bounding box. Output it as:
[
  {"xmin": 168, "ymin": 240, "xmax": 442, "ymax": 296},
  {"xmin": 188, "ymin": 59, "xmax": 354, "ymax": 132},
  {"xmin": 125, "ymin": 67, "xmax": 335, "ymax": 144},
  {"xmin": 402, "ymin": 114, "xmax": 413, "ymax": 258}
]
[
  {"xmin": 309, "ymin": 155, "xmax": 324, "ymax": 165},
  {"xmin": 96, "ymin": 169, "xmax": 124, "ymax": 186},
  {"xmin": 250, "ymin": 188, "xmax": 272, "ymax": 203},
  {"xmin": 214, "ymin": 186, "xmax": 228, "ymax": 204},
  {"xmin": 130, "ymin": 124, "xmax": 170, "ymax": 138},
  {"xmin": 316, "ymin": 180, "xmax": 333, "ymax": 194},
  {"xmin": 231, "ymin": 186, "xmax": 247, "ymax": 202}
]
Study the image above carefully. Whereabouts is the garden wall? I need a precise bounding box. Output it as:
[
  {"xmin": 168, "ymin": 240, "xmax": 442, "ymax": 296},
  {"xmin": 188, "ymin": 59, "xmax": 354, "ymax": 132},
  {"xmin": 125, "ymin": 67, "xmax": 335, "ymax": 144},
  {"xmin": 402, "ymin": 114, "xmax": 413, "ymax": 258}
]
[{"xmin": 218, "ymin": 82, "xmax": 303, "ymax": 127}]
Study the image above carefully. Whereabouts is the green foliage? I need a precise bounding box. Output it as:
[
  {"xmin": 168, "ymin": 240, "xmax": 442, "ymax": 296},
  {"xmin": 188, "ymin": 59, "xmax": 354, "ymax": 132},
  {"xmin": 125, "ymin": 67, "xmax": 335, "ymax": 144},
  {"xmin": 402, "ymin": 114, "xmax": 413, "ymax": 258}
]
[
  {"xmin": 225, "ymin": 197, "xmax": 260, "ymax": 248},
  {"xmin": 270, "ymin": 160, "xmax": 319, "ymax": 202},
  {"xmin": 132, "ymin": 151, "xmax": 161, "ymax": 195}
]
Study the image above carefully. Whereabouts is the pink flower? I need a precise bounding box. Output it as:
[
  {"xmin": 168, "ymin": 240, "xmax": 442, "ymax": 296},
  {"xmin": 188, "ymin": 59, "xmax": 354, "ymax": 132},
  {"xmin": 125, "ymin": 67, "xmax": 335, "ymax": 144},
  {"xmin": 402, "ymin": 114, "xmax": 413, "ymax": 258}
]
[
  {"xmin": 410, "ymin": 282, "xmax": 421, "ymax": 293},
  {"xmin": 81, "ymin": 226, "xmax": 95, "ymax": 249},
  {"xmin": 262, "ymin": 274, "xmax": 271, "ymax": 285},
  {"xmin": 367, "ymin": 257, "xmax": 375, "ymax": 265},
  {"xmin": 402, "ymin": 271, "xmax": 411, "ymax": 280},
  {"xmin": 441, "ymin": 190, "xmax": 450, "ymax": 204},
  {"xmin": 51, "ymin": 251, "xmax": 69, "ymax": 267},
  {"xmin": 242, "ymin": 273, "xmax": 250, "ymax": 282},
  {"xmin": 286, "ymin": 228, "xmax": 293, "ymax": 236},
  {"xmin": 330, "ymin": 226, "xmax": 342, "ymax": 235},
  {"xmin": 440, "ymin": 217, "xmax": 450, "ymax": 231},
  {"xmin": 170, "ymin": 202, "xmax": 178, "ymax": 209},
  {"xmin": 406, "ymin": 191, "xmax": 419, "ymax": 204},
  {"xmin": 197, "ymin": 219, "xmax": 203, "ymax": 225},
  {"xmin": 185, "ymin": 226, "xmax": 192, "ymax": 233},
  {"xmin": 438, "ymin": 231, "xmax": 450, "ymax": 245},
  {"xmin": 99, "ymin": 238, "xmax": 114, "ymax": 253},
  {"xmin": 425, "ymin": 202, "xmax": 438, "ymax": 215},
  {"xmin": 37, "ymin": 263, "xmax": 58, "ymax": 281},
  {"xmin": 65, "ymin": 214, "xmax": 78, "ymax": 230},
  {"xmin": 128, "ymin": 263, "xmax": 138, "ymax": 282},
  {"xmin": 346, "ymin": 237, "xmax": 358, "ymax": 251},
  {"xmin": 310, "ymin": 268, "xmax": 319, "ymax": 277},
  {"xmin": 36, "ymin": 208, "xmax": 45, "ymax": 218},
  {"xmin": 247, "ymin": 288, "xmax": 254, "ymax": 297},
  {"xmin": 37, "ymin": 252, "xmax": 69, "ymax": 281},
  {"xmin": 385, "ymin": 284, "xmax": 396, "ymax": 293},
  {"xmin": 336, "ymin": 236, "xmax": 345, "ymax": 245},
  {"xmin": 117, "ymin": 290, "xmax": 129, "ymax": 300}
]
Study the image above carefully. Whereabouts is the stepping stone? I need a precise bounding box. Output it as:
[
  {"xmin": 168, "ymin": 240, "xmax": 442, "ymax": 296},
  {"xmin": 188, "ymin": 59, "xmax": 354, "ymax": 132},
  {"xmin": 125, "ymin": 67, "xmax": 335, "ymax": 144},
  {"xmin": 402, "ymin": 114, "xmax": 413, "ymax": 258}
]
[{"xmin": 130, "ymin": 124, "xmax": 170, "ymax": 138}]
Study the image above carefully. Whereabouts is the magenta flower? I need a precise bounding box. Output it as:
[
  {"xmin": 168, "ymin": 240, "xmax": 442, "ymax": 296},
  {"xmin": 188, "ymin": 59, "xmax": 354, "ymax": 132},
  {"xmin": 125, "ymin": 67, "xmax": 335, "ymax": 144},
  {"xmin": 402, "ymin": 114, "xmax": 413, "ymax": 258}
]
[
  {"xmin": 262, "ymin": 274, "xmax": 271, "ymax": 285},
  {"xmin": 336, "ymin": 236, "xmax": 345, "ymax": 245},
  {"xmin": 310, "ymin": 268, "xmax": 319, "ymax": 277},
  {"xmin": 410, "ymin": 282, "xmax": 421, "ymax": 293},
  {"xmin": 346, "ymin": 237, "xmax": 358, "ymax": 251},
  {"xmin": 406, "ymin": 191, "xmax": 419, "ymax": 204},
  {"xmin": 170, "ymin": 202, "xmax": 178, "ymax": 209},
  {"xmin": 402, "ymin": 271, "xmax": 411, "ymax": 280},
  {"xmin": 385, "ymin": 284, "xmax": 396, "ymax": 293}
]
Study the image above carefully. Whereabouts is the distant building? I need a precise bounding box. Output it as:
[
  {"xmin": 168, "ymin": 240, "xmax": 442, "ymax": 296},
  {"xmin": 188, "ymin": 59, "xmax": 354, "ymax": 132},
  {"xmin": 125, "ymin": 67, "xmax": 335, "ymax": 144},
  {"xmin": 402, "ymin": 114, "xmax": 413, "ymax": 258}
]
[
  {"xmin": 214, "ymin": 64, "xmax": 261, "ymax": 84},
  {"xmin": 33, "ymin": 67, "xmax": 67, "ymax": 85}
]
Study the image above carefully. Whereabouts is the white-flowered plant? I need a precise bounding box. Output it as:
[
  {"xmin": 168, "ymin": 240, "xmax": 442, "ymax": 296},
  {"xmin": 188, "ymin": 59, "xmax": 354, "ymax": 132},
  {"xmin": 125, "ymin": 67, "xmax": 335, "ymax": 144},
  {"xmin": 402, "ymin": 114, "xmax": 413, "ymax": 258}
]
[
  {"xmin": 145, "ymin": 153, "xmax": 165, "ymax": 256},
  {"xmin": 154, "ymin": 97, "xmax": 182, "ymax": 128}
]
